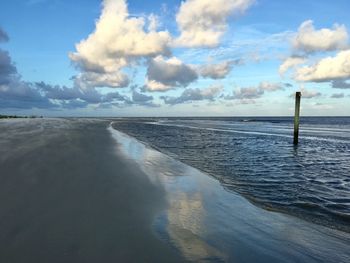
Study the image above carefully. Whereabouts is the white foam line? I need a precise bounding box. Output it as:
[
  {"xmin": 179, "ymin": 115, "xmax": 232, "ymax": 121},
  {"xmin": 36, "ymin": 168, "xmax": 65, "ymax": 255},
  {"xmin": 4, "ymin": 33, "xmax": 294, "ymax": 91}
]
[
  {"xmin": 163, "ymin": 121, "xmax": 350, "ymax": 134},
  {"xmin": 149, "ymin": 122, "xmax": 350, "ymax": 144}
]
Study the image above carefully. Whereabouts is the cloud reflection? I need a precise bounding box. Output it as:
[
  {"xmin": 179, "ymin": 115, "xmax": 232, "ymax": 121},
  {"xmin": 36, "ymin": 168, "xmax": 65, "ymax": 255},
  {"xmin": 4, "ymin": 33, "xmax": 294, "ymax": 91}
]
[{"xmin": 109, "ymin": 124, "xmax": 225, "ymax": 261}]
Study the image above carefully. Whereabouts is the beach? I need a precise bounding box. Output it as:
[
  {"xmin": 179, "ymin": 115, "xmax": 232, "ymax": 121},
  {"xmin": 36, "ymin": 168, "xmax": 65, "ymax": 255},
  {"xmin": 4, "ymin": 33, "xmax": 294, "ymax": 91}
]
[
  {"xmin": 0, "ymin": 119, "xmax": 184, "ymax": 262},
  {"xmin": 0, "ymin": 118, "xmax": 349, "ymax": 262}
]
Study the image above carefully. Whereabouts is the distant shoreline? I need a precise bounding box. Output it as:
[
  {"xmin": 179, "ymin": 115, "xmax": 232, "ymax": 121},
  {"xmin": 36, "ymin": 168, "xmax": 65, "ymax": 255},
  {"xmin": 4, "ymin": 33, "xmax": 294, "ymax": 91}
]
[
  {"xmin": 0, "ymin": 115, "xmax": 43, "ymax": 119},
  {"xmin": 2, "ymin": 116, "xmax": 350, "ymax": 119}
]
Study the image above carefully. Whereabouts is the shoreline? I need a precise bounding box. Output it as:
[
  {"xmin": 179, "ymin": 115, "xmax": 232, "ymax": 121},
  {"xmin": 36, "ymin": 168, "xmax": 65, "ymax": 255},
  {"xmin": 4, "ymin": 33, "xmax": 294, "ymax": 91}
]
[
  {"xmin": 0, "ymin": 118, "xmax": 349, "ymax": 262},
  {"xmin": 110, "ymin": 118, "xmax": 350, "ymax": 234},
  {"xmin": 109, "ymin": 123, "xmax": 350, "ymax": 262},
  {"xmin": 0, "ymin": 119, "xmax": 185, "ymax": 262}
]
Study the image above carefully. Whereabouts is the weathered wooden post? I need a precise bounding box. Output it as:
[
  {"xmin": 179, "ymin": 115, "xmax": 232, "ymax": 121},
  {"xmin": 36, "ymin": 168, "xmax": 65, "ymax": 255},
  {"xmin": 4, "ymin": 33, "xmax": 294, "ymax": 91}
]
[{"xmin": 293, "ymin": 92, "xmax": 301, "ymax": 145}]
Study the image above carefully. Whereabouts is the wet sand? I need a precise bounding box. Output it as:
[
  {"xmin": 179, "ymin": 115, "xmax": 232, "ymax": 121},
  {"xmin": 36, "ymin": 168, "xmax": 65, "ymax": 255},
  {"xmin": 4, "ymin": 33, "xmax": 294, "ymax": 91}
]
[
  {"xmin": 0, "ymin": 119, "xmax": 185, "ymax": 262},
  {"xmin": 110, "ymin": 123, "xmax": 350, "ymax": 263},
  {"xmin": 0, "ymin": 118, "xmax": 349, "ymax": 262}
]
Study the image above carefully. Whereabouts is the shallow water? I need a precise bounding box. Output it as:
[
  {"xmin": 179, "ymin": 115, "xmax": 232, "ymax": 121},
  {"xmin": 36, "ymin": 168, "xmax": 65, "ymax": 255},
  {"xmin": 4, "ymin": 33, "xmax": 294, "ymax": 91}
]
[
  {"xmin": 109, "ymin": 124, "xmax": 350, "ymax": 263},
  {"xmin": 0, "ymin": 118, "xmax": 349, "ymax": 262},
  {"xmin": 111, "ymin": 117, "xmax": 350, "ymax": 232}
]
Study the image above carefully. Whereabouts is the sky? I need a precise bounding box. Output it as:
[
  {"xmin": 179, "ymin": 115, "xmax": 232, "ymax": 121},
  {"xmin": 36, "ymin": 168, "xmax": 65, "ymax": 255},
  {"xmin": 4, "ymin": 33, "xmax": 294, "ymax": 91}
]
[{"xmin": 0, "ymin": 0, "xmax": 350, "ymax": 117}]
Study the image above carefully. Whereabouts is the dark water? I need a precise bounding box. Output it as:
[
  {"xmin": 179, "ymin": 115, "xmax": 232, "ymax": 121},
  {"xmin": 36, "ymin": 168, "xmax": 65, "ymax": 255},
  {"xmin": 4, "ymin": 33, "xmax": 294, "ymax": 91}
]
[{"xmin": 112, "ymin": 117, "xmax": 350, "ymax": 232}]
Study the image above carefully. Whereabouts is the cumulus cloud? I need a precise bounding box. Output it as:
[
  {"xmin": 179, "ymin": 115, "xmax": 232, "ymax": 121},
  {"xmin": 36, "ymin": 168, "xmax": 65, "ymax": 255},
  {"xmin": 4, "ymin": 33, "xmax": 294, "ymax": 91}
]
[
  {"xmin": 225, "ymin": 81, "xmax": 286, "ymax": 101},
  {"xmin": 147, "ymin": 14, "xmax": 159, "ymax": 32},
  {"xmin": 0, "ymin": 79, "xmax": 56, "ymax": 109},
  {"xmin": 0, "ymin": 27, "xmax": 9, "ymax": 43},
  {"xmin": 73, "ymin": 72, "xmax": 130, "ymax": 89},
  {"xmin": 199, "ymin": 60, "xmax": 242, "ymax": 79},
  {"xmin": 294, "ymin": 50, "xmax": 350, "ymax": 82},
  {"xmin": 2, "ymin": 77, "xmax": 142, "ymax": 109},
  {"xmin": 0, "ymin": 50, "xmax": 17, "ymax": 85},
  {"xmin": 175, "ymin": 0, "xmax": 254, "ymax": 47},
  {"xmin": 161, "ymin": 84, "xmax": 223, "ymax": 105},
  {"xmin": 289, "ymin": 88, "xmax": 321, "ymax": 99},
  {"xmin": 0, "ymin": 28, "xmax": 17, "ymax": 86},
  {"xmin": 36, "ymin": 81, "xmax": 128, "ymax": 105},
  {"xmin": 0, "ymin": 21, "xmax": 156, "ymax": 109},
  {"xmin": 0, "ymin": 37, "xmax": 157, "ymax": 110},
  {"xmin": 258, "ymin": 81, "xmax": 285, "ymax": 91},
  {"xmin": 279, "ymin": 56, "xmax": 306, "ymax": 76},
  {"xmin": 331, "ymin": 79, "xmax": 350, "ymax": 89},
  {"xmin": 280, "ymin": 21, "xmax": 350, "ymax": 82},
  {"xmin": 0, "ymin": 28, "xmax": 53, "ymax": 109},
  {"xmin": 132, "ymin": 89, "xmax": 152, "ymax": 102},
  {"xmin": 131, "ymin": 89, "xmax": 159, "ymax": 107},
  {"xmin": 226, "ymin": 86, "xmax": 264, "ymax": 100},
  {"xmin": 301, "ymin": 88, "xmax": 321, "ymax": 99},
  {"xmin": 293, "ymin": 20, "xmax": 349, "ymax": 53},
  {"xmin": 331, "ymin": 93, "xmax": 344, "ymax": 98},
  {"xmin": 69, "ymin": 0, "xmax": 255, "ymax": 91},
  {"xmin": 70, "ymin": 0, "xmax": 172, "ymax": 88},
  {"xmin": 37, "ymin": 82, "xmax": 158, "ymax": 108},
  {"xmin": 36, "ymin": 82, "xmax": 82, "ymax": 101},
  {"xmin": 146, "ymin": 56, "xmax": 198, "ymax": 91}
]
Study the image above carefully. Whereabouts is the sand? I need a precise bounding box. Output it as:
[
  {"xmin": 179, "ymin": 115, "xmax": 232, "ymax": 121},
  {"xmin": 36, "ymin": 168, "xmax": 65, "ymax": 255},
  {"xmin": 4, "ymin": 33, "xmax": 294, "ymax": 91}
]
[
  {"xmin": 110, "ymin": 122, "xmax": 350, "ymax": 263},
  {"xmin": 0, "ymin": 119, "xmax": 184, "ymax": 262},
  {"xmin": 0, "ymin": 118, "xmax": 349, "ymax": 262}
]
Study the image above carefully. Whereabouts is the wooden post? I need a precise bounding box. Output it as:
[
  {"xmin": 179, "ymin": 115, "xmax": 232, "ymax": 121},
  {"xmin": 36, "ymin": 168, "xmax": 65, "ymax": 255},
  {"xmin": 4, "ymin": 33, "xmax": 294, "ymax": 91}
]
[{"xmin": 293, "ymin": 92, "xmax": 301, "ymax": 145}]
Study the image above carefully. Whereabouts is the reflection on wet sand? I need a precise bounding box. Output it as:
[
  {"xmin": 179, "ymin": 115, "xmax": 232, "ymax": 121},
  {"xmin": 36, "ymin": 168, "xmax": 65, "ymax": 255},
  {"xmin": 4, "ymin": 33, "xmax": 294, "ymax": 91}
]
[
  {"xmin": 0, "ymin": 119, "xmax": 185, "ymax": 262},
  {"xmin": 164, "ymin": 191, "xmax": 226, "ymax": 262},
  {"xmin": 110, "ymin": 125, "xmax": 226, "ymax": 261},
  {"xmin": 109, "ymin": 124, "xmax": 350, "ymax": 263}
]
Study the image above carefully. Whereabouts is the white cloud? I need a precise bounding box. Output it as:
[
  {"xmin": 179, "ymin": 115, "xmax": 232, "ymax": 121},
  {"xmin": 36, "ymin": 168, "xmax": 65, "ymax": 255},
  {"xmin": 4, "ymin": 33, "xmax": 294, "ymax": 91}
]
[
  {"xmin": 145, "ymin": 80, "xmax": 171, "ymax": 92},
  {"xmin": 73, "ymin": 72, "xmax": 130, "ymax": 89},
  {"xmin": 229, "ymin": 87, "xmax": 264, "ymax": 100},
  {"xmin": 293, "ymin": 20, "xmax": 349, "ymax": 53},
  {"xmin": 258, "ymin": 81, "xmax": 285, "ymax": 91},
  {"xmin": 300, "ymin": 88, "xmax": 321, "ymax": 99},
  {"xmin": 147, "ymin": 14, "xmax": 159, "ymax": 32},
  {"xmin": 280, "ymin": 21, "xmax": 350, "ymax": 82},
  {"xmin": 199, "ymin": 60, "xmax": 242, "ymax": 79},
  {"xmin": 279, "ymin": 56, "xmax": 306, "ymax": 76},
  {"xmin": 146, "ymin": 56, "xmax": 198, "ymax": 91},
  {"xmin": 294, "ymin": 50, "xmax": 350, "ymax": 82},
  {"xmin": 162, "ymin": 84, "xmax": 223, "ymax": 104},
  {"xmin": 69, "ymin": 0, "xmax": 172, "ymax": 88},
  {"xmin": 225, "ymin": 81, "xmax": 285, "ymax": 100},
  {"xmin": 175, "ymin": 0, "xmax": 254, "ymax": 48}
]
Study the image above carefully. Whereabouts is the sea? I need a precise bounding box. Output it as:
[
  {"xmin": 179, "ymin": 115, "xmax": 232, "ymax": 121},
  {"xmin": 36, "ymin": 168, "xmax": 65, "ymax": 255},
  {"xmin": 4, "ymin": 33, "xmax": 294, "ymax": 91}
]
[{"xmin": 111, "ymin": 117, "xmax": 350, "ymax": 233}]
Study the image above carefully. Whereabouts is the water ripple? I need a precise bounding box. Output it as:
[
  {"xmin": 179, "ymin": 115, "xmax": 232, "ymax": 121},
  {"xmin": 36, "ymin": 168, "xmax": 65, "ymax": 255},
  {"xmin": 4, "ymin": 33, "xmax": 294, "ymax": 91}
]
[{"xmin": 112, "ymin": 117, "xmax": 350, "ymax": 232}]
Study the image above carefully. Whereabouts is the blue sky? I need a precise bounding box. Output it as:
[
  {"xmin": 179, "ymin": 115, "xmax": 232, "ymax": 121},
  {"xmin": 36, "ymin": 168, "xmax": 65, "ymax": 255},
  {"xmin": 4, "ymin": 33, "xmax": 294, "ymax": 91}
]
[{"xmin": 0, "ymin": 0, "xmax": 350, "ymax": 116}]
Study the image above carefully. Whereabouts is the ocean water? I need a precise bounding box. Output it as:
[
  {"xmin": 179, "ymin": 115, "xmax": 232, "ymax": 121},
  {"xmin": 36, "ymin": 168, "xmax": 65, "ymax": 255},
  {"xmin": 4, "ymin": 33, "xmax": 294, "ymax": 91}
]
[{"xmin": 111, "ymin": 117, "xmax": 350, "ymax": 232}]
